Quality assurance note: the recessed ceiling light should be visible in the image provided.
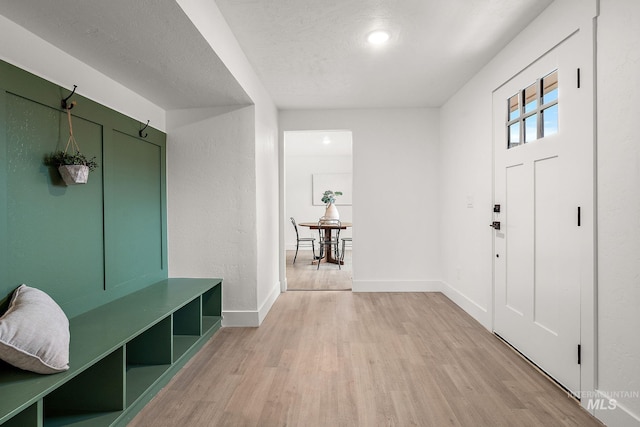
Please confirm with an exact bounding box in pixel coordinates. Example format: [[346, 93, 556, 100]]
[[322, 136, 331, 145], [367, 30, 390, 45]]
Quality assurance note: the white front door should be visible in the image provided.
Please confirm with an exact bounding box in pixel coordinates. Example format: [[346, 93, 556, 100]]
[[492, 32, 592, 394]]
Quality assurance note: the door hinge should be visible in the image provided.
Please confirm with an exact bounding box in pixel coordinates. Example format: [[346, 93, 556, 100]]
[[578, 206, 581, 227], [577, 68, 581, 88], [578, 344, 581, 365]]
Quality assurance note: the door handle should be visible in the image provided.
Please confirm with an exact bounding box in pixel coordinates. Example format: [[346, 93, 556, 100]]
[[489, 221, 501, 230]]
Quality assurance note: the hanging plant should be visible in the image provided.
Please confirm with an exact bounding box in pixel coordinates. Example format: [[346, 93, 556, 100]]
[[45, 104, 98, 185], [45, 151, 98, 185]]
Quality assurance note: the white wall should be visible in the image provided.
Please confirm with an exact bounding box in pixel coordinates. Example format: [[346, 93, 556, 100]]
[[254, 107, 280, 325], [439, 76, 494, 327], [596, 1, 640, 425], [166, 106, 257, 312], [175, 0, 280, 326], [280, 108, 441, 292], [0, 15, 165, 131]]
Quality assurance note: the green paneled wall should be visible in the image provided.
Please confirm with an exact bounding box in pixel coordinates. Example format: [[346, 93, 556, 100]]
[[0, 60, 167, 317], [105, 130, 164, 290]]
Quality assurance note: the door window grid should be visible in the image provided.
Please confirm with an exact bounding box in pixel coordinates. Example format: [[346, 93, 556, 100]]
[[507, 70, 558, 149]]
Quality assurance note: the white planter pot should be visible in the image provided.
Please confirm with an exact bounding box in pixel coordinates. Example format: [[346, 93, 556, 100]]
[[58, 165, 89, 185], [324, 203, 340, 219]]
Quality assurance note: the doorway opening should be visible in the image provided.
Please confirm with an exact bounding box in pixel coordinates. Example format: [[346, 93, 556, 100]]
[[284, 130, 353, 291]]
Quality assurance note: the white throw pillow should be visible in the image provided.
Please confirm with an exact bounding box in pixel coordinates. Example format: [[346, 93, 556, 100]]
[[0, 284, 70, 374]]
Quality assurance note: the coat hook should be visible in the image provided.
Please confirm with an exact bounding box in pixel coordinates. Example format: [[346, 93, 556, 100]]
[[61, 84, 77, 110], [139, 120, 150, 138]]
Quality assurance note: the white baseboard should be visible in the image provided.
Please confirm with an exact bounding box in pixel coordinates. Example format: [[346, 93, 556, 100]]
[[591, 390, 640, 427], [440, 280, 490, 330], [222, 281, 281, 327], [221, 310, 259, 327], [258, 281, 281, 325], [352, 280, 442, 292]]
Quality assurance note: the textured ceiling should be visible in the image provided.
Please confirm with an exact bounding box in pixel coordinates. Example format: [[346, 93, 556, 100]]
[[0, 0, 252, 110], [216, 0, 554, 109], [0, 0, 553, 111]]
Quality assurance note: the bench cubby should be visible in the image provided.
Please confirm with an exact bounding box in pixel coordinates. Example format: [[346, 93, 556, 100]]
[[173, 297, 201, 359], [45, 347, 125, 426], [0, 278, 222, 427]]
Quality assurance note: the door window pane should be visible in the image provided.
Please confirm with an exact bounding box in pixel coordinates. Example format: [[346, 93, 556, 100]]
[[524, 83, 537, 113], [542, 104, 558, 136], [543, 71, 558, 104], [509, 94, 520, 120], [525, 115, 538, 143], [508, 122, 520, 148]]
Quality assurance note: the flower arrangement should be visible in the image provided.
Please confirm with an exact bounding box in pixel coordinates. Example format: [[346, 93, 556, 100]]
[[321, 190, 343, 205]]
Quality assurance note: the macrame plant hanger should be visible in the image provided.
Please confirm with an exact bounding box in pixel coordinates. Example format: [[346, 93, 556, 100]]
[[64, 103, 81, 155], [56, 101, 91, 185]]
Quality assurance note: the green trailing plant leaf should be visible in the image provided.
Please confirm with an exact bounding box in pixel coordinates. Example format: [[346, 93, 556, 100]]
[[45, 150, 99, 171]]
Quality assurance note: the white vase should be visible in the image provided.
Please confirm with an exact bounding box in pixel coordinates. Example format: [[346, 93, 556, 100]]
[[58, 165, 89, 185], [324, 203, 340, 219]]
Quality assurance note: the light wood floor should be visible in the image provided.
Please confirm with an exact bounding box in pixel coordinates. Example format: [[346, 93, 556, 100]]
[[286, 249, 352, 291], [130, 289, 602, 426]]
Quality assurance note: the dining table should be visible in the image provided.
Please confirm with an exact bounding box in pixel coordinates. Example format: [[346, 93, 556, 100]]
[[298, 221, 352, 265]]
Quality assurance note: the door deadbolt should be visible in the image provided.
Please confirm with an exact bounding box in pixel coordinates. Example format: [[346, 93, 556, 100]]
[[490, 221, 501, 230]]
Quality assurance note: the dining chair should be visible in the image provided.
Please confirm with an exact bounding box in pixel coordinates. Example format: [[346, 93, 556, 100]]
[[290, 217, 316, 264], [340, 237, 352, 263], [317, 218, 341, 270]]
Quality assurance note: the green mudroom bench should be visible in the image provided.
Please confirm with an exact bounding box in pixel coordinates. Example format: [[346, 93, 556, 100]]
[[0, 278, 222, 426]]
